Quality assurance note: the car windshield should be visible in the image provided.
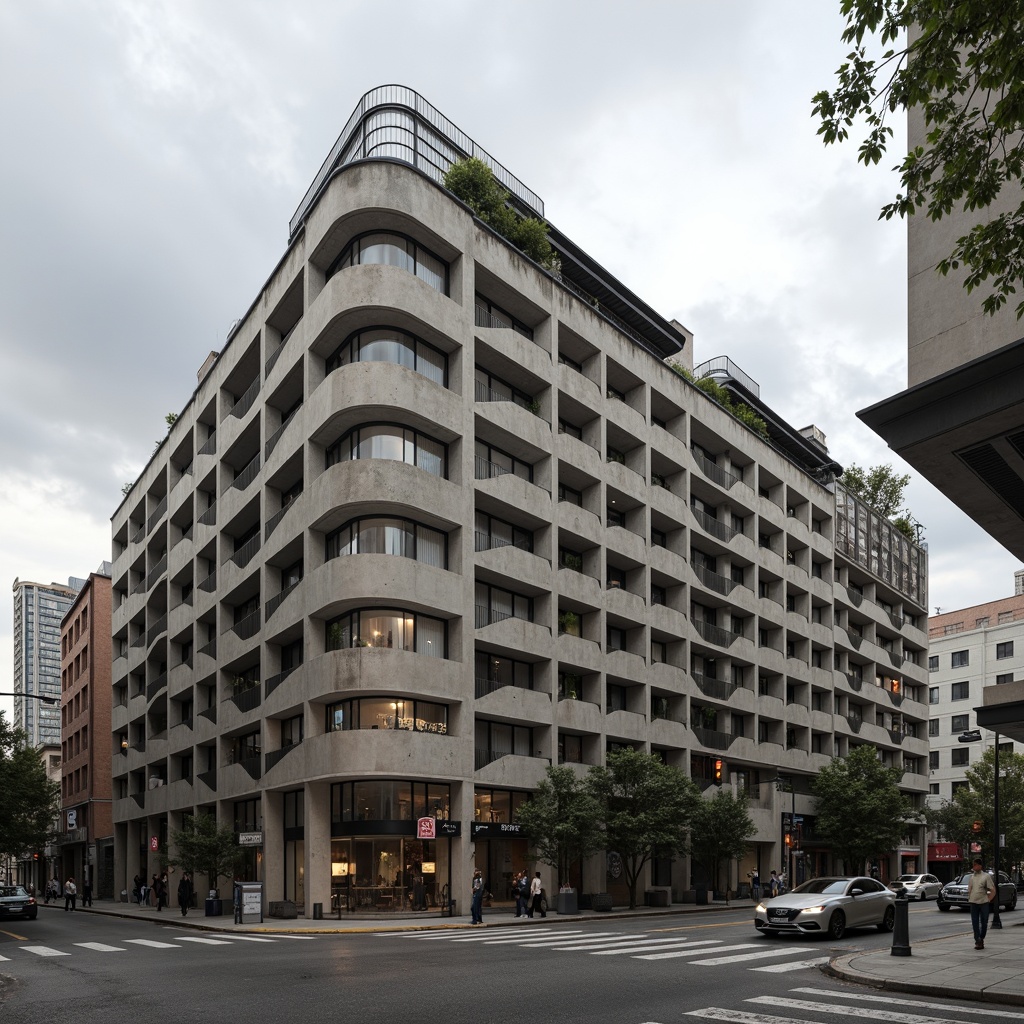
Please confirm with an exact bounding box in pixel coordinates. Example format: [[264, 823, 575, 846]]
[[950, 875, 971, 885], [896, 875, 920, 882], [791, 878, 849, 895], [0, 887, 25, 898]]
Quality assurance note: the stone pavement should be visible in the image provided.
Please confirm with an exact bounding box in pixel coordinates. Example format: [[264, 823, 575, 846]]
[[829, 916, 1024, 1006]]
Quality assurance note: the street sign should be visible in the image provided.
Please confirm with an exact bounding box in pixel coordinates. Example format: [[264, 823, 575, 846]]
[[417, 817, 436, 839], [238, 832, 264, 846]]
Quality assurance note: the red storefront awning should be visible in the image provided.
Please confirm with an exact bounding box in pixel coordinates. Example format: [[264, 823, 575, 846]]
[[928, 842, 962, 861]]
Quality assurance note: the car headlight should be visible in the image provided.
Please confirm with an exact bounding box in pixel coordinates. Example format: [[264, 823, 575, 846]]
[[801, 905, 826, 914], [755, 902, 767, 912]]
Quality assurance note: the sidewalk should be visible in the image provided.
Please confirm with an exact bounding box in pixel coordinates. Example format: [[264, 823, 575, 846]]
[[829, 917, 1024, 1006], [41, 895, 752, 934]]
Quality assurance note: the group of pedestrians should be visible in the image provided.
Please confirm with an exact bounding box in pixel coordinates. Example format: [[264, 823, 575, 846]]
[[749, 869, 786, 900], [43, 876, 91, 910], [511, 870, 546, 919], [130, 871, 194, 914]]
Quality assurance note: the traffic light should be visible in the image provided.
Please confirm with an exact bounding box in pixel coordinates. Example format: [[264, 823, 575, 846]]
[[713, 759, 723, 784], [973, 820, 984, 834], [32, 853, 39, 861], [784, 832, 792, 847]]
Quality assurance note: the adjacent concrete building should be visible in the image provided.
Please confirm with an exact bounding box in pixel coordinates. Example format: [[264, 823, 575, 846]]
[[110, 86, 930, 912], [59, 565, 114, 898]]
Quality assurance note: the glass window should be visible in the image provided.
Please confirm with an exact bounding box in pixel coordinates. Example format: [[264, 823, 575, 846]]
[[326, 609, 446, 658], [326, 425, 447, 478], [928, 686, 939, 705], [329, 232, 448, 295], [326, 329, 448, 387], [951, 714, 970, 732], [928, 720, 939, 737], [951, 650, 969, 668], [928, 655, 938, 672], [951, 748, 969, 767], [951, 681, 970, 701], [326, 516, 446, 568], [997, 641, 1014, 660]]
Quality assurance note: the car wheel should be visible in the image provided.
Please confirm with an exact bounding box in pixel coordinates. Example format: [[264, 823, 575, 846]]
[[1006, 891, 1017, 912], [878, 905, 896, 932], [937, 902, 950, 912], [918, 892, 926, 902], [828, 910, 846, 940]]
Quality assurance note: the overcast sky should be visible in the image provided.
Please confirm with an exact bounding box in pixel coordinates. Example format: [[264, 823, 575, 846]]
[[2, 1, 1020, 720]]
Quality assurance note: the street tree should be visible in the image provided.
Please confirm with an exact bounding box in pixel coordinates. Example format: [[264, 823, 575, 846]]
[[812, 745, 915, 873], [0, 712, 60, 870], [687, 788, 756, 900], [515, 765, 604, 889], [927, 746, 1024, 870], [168, 813, 242, 895], [814, 2, 1024, 318], [586, 749, 699, 909]]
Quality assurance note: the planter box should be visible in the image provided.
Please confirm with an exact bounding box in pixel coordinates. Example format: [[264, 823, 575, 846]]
[[268, 900, 297, 919], [644, 889, 670, 907], [204, 898, 223, 917], [592, 892, 613, 912]]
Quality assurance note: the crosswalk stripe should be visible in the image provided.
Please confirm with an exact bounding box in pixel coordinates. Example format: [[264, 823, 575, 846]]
[[449, 929, 558, 943], [749, 957, 831, 973], [687, 1007, 827, 1024], [0, 954, 10, 961], [265, 934, 317, 940], [174, 937, 234, 945], [592, 939, 725, 956], [485, 931, 596, 945], [203, 934, 277, 942], [124, 939, 181, 949], [787, 988, 1024, 1017], [689, 947, 815, 967], [749, 996, 966, 1024], [638, 942, 763, 961], [74, 942, 126, 952], [21, 946, 69, 957]]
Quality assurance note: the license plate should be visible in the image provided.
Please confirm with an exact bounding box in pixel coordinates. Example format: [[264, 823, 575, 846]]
[[6, 905, 23, 912]]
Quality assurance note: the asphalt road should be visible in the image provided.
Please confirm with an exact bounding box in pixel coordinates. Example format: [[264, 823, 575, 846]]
[[0, 902, 1007, 1024]]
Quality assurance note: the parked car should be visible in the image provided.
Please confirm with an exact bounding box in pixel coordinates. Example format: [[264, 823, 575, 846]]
[[754, 876, 895, 940], [888, 873, 942, 901], [937, 870, 1017, 912], [0, 885, 38, 920]]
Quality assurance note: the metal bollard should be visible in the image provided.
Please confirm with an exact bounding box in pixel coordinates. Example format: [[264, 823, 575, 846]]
[[890, 896, 911, 957]]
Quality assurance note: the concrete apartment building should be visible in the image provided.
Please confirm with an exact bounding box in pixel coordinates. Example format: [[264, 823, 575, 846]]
[[110, 86, 929, 912], [926, 573, 1024, 799], [59, 566, 114, 898]]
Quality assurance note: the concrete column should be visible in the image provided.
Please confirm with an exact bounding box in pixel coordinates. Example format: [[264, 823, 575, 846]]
[[263, 790, 284, 902], [304, 780, 331, 915]]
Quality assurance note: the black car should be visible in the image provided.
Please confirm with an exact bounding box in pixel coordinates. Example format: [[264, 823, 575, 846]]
[[0, 885, 38, 920], [937, 871, 1017, 912]]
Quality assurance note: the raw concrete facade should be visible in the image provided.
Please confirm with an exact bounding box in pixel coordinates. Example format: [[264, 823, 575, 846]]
[[111, 87, 929, 913]]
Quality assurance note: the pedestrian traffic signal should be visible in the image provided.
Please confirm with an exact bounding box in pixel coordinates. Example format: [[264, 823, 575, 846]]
[[714, 759, 723, 784]]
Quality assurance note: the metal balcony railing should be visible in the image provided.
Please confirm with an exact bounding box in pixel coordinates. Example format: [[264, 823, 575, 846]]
[[265, 744, 299, 773], [198, 569, 217, 593], [232, 454, 261, 492], [230, 533, 261, 569], [691, 507, 741, 544], [198, 430, 217, 457], [474, 676, 534, 698], [198, 638, 217, 660], [198, 502, 216, 527], [146, 673, 167, 700], [692, 619, 742, 648], [146, 495, 168, 535], [265, 582, 299, 621], [693, 563, 736, 596], [229, 685, 262, 713], [475, 747, 512, 770], [198, 705, 217, 724], [144, 555, 167, 592], [197, 768, 217, 789], [147, 615, 167, 645], [264, 666, 297, 700], [691, 673, 737, 701], [230, 377, 260, 419], [692, 726, 734, 750], [230, 611, 261, 641], [265, 498, 298, 540], [690, 447, 741, 490]]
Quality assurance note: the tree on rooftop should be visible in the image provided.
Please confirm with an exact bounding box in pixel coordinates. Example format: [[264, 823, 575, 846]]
[[813, 1, 1024, 318], [841, 462, 920, 539]]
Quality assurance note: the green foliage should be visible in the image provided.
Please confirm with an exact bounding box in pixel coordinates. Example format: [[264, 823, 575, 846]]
[[165, 412, 178, 430], [586, 748, 700, 908], [121, 482, 132, 497], [169, 813, 242, 892], [667, 362, 770, 440], [926, 747, 1024, 870], [813, 1, 1024, 318], [687, 789, 757, 896], [516, 765, 604, 887], [444, 157, 557, 269], [0, 712, 61, 862], [812, 745, 916, 873]]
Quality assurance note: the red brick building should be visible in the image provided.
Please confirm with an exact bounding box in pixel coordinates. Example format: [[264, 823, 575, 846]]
[[60, 567, 113, 898]]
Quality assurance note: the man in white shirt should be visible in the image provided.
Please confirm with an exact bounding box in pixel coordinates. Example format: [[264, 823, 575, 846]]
[[528, 872, 546, 918]]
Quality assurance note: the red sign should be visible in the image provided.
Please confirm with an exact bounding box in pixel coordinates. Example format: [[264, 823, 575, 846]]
[[417, 817, 436, 840], [150, 836, 159, 852], [928, 842, 961, 861]]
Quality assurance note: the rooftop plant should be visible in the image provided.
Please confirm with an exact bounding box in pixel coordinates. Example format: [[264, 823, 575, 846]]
[[668, 363, 770, 441]]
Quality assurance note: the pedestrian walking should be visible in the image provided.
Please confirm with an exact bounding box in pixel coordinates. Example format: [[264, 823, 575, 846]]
[[152, 874, 166, 911], [750, 869, 760, 901], [529, 871, 546, 918], [64, 877, 77, 912], [768, 870, 779, 898], [470, 869, 484, 924], [46, 876, 59, 904], [177, 872, 195, 917], [968, 857, 996, 950], [82, 877, 93, 907]]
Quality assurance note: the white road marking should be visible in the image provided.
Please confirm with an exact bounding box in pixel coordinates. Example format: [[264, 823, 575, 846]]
[[485, 930, 595, 945], [749, 996, 969, 1024], [203, 934, 277, 942], [0, 954, 10, 961], [638, 942, 764, 961], [124, 939, 181, 948], [689, 947, 815, 966], [749, 957, 831, 972], [74, 942, 127, 952], [174, 936, 234, 945], [448, 929, 558, 942], [787, 988, 1024, 1017], [592, 939, 725, 956], [686, 1007, 829, 1024], [21, 946, 70, 957]]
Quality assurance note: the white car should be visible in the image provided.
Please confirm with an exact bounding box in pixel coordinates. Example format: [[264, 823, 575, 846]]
[[754, 876, 895, 940], [888, 873, 942, 901]]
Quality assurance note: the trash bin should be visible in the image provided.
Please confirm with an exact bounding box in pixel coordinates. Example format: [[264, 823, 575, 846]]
[[556, 889, 578, 915], [695, 888, 708, 906], [313, 903, 323, 920], [204, 898, 223, 917]]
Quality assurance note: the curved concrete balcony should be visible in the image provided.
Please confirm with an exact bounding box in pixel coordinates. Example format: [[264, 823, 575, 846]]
[[557, 360, 602, 410], [555, 432, 603, 479], [308, 358, 462, 450], [474, 543, 551, 592], [604, 525, 646, 565], [474, 469, 551, 523], [475, 685, 552, 725], [310, 459, 461, 541], [649, 480, 685, 520], [649, 716, 691, 748], [555, 502, 604, 547], [648, 603, 687, 640], [605, 708, 647, 742], [475, 615, 551, 661], [265, 314, 306, 392], [604, 398, 647, 443], [474, 752, 551, 790], [649, 662, 687, 694], [556, 697, 604, 733], [605, 649, 647, 682], [555, 567, 602, 608], [605, 586, 646, 624], [604, 460, 648, 505], [475, 325, 552, 382]]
